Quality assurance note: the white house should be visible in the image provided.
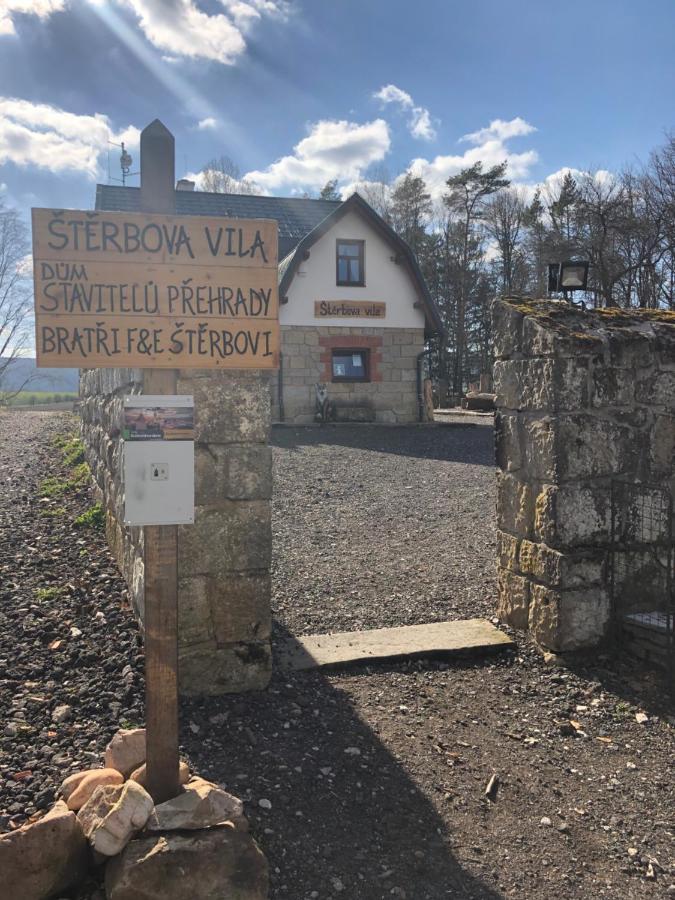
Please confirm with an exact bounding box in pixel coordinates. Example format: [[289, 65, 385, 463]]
[[95, 185, 442, 423]]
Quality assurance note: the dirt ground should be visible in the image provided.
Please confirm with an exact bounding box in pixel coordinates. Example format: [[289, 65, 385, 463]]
[[1, 411, 674, 899]]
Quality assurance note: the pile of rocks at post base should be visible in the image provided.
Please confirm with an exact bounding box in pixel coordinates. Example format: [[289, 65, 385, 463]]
[[0, 727, 268, 899]]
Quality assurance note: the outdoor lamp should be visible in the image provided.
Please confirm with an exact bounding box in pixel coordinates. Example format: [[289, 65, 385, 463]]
[[559, 260, 589, 291], [547, 260, 590, 295]]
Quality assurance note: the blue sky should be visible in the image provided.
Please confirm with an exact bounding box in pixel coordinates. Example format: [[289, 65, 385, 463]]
[[1, 0, 674, 222]]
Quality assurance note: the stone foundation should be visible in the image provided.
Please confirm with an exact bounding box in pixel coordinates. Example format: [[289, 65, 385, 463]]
[[80, 368, 273, 694], [271, 325, 424, 424], [492, 298, 675, 652]]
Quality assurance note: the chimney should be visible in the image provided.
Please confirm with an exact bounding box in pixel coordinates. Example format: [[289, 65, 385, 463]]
[[176, 179, 195, 192]]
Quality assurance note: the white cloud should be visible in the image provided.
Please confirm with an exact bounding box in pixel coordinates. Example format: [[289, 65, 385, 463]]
[[0, 0, 65, 35], [374, 83, 437, 141], [407, 116, 538, 199], [1, 0, 290, 67], [409, 107, 435, 141], [197, 116, 217, 130], [374, 84, 413, 107], [16, 252, 33, 276], [244, 118, 391, 193], [460, 117, 536, 145], [0, 97, 139, 177], [114, 0, 289, 66]]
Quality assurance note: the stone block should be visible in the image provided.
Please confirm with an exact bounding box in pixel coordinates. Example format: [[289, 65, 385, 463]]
[[561, 553, 606, 588], [178, 577, 217, 649], [518, 539, 562, 586], [491, 299, 524, 359], [554, 483, 612, 548], [522, 317, 602, 358], [208, 572, 272, 644], [0, 800, 88, 900], [494, 358, 587, 412], [591, 365, 635, 408], [179, 502, 271, 575], [496, 530, 520, 570], [195, 445, 272, 504], [147, 777, 246, 832], [497, 567, 530, 629], [522, 417, 557, 481], [652, 322, 675, 366], [494, 359, 554, 411], [528, 584, 610, 652], [556, 415, 634, 479], [651, 413, 675, 476], [636, 370, 675, 407], [608, 330, 654, 369], [78, 781, 154, 857], [105, 829, 268, 900], [178, 372, 271, 444], [104, 728, 147, 778], [179, 641, 272, 695], [496, 472, 537, 539]]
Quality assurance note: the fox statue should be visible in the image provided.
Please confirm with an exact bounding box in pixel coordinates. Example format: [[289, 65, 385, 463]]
[[314, 382, 334, 424]]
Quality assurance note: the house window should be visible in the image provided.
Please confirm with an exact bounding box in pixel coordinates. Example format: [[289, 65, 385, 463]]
[[336, 239, 365, 286], [331, 349, 370, 382]]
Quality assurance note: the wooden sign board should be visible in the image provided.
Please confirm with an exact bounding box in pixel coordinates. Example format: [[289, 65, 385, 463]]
[[32, 208, 280, 369], [315, 300, 386, 319]]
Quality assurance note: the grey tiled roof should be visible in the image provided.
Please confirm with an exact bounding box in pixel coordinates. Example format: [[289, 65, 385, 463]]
[[94, 185, 340, 258]]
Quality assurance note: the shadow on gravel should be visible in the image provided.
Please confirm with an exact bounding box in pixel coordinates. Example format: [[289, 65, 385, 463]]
[[271, 423, 496, 467], [553, 652, 675, 719], [180, 622, 503, 900]]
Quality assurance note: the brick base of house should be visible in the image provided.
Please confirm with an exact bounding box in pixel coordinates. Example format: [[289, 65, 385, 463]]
[[271, 325, 425, 424]]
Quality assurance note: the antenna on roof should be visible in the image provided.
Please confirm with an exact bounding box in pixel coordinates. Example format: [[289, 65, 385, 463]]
[[108, 140, 139, 185]]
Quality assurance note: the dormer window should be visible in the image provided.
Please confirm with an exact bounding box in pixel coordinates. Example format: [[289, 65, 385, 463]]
[[336, 239, 365, 287]]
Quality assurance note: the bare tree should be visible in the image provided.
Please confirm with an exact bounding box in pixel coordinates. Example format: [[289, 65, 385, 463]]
[[484, 187, 528, 294], [351, 164, 392, 221], [0, 202, 32, 403], [200, 155, 260, 195]]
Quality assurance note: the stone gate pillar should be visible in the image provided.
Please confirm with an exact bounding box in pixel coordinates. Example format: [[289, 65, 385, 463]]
[[492, 298, 675, 652]]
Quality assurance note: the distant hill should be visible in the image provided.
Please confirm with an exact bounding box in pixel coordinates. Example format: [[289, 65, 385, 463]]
[[1, 358, 79, 393]]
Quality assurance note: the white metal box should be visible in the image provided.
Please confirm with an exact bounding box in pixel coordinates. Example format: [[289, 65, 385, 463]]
[[122, 395, 195, 526]]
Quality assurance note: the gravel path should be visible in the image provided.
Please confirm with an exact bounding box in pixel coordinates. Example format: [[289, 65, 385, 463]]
[[271, 421, 496, 637], [0, 411, 145, 834], [2, 412, 674, 900]]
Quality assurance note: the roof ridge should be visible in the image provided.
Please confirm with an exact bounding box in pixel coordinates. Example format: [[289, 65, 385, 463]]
[[96, 184, 341, 204]]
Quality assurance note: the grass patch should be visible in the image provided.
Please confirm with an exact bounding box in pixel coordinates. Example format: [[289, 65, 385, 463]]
[[7, 391, 77, 407], [39, 462, 90, 498], [35, 586, 62, 602], [40, 475, 71, 498], [40, 506, 67, 518], [62, 437, 85, 467], [74, 501, 104, 529], [70, 461, 91, 485]]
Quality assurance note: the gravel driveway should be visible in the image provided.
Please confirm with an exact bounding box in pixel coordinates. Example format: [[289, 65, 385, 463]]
[[2, 411, 674, 900], [271, 420, 497, 638]]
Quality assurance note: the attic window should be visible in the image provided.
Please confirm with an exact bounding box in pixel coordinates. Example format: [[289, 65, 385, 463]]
[[336, 239, 365, 287]]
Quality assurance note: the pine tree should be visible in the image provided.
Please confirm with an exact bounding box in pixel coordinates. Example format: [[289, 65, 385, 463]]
[[444, 162, 510, 393]]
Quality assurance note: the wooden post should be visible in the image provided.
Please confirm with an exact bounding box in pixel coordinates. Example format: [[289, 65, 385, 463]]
[[140, 120, 180, 803]]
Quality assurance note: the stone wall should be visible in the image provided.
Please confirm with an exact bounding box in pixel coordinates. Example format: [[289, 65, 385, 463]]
[[271, 325, 424, 424], [492, 298, 675, 652], [80, 368, 273, 695]]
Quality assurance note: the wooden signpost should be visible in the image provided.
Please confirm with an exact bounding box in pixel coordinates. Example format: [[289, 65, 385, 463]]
[[32, 210, 279, 370], [31, 119, 279, 803]]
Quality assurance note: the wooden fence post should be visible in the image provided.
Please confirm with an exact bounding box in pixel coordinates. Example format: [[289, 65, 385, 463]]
[[140, 119, 180, 803]]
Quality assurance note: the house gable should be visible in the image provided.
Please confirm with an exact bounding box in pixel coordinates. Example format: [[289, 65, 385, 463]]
[[278, 193, 442, 337], [280, 208, 426, 330]]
